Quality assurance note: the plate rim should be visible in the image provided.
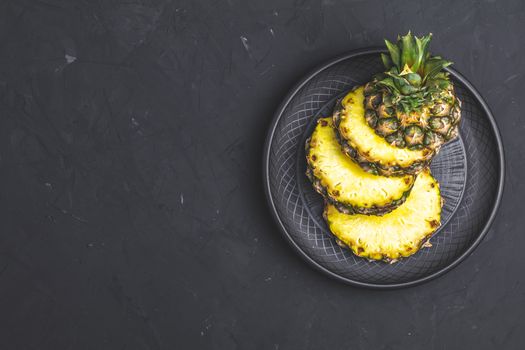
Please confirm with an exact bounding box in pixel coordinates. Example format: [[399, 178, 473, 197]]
[[262, 47, 505, 289]]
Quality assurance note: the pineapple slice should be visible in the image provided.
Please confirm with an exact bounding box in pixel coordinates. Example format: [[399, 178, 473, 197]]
[[334, 87, 434, 176], [324, 169, 442, 261], [306, 118, 414, 215]]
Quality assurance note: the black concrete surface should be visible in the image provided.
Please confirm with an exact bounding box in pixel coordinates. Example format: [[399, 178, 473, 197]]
[[0, 0, 521, 349]]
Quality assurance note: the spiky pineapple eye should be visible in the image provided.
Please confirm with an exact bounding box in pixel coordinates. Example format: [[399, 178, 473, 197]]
[[428, 117, 441, 129], [385, 131, 406, 148], [376, 118, 399, 136], [404, 125, 425, 146], [423, 131, 444, 148], [366, 94, 382, 109], [364, 82, 377, 96], [424, 131, 443, 145], [378, 104, 394, 118], [365, 109, 378, 128], [447, 127, 459, 140], [382, 94, 393, 106], [429, 116, 452, 135], [432, 102, 451, 116]]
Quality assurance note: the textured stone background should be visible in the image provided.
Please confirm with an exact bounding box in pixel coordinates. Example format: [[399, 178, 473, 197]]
[[0, 0, 521, 349]]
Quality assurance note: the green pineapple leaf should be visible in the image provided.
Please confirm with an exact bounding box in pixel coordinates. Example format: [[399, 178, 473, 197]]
[[413, 33, 432, 73], [400, 32, 417, 69], [405, 72, 422, 87], [378, 32, 454, 116], [384, 71, 414, 93], [423, 57, 452, 81], [376, 76, 398, 91], [385, 39, 401, 69], [381, 53, 393, 70]]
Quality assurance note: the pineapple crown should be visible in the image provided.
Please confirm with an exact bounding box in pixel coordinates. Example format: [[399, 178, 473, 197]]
[[376, 32, 453, 112]]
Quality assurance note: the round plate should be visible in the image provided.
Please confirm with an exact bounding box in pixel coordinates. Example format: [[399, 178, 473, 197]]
[[263, 48, 505, 289]]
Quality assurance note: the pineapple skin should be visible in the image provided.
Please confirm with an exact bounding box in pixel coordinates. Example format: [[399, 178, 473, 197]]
[[305, 118, 415, 215], [363, 81, 461, 151], [368, 32, 462, 151], [334, 87, 434, 177]]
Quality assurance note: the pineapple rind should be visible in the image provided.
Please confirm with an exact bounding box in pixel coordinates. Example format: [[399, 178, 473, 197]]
[[334, 87, 434, 176], [369, 32, 461, 150]]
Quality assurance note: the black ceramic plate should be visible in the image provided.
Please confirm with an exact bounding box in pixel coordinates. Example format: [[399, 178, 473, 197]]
[[263, 48, 504, 289]]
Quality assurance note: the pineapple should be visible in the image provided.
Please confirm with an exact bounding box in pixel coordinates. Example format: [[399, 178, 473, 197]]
[[364, 32, 461, 151], [306, 118, 414, 215], [334, 87, 433, 176], [324, 169, 442, 261]]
